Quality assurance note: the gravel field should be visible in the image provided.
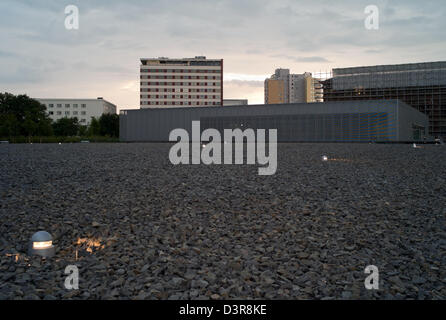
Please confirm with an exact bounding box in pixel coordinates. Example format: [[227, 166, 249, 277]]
[[0, 143, 445, 300]]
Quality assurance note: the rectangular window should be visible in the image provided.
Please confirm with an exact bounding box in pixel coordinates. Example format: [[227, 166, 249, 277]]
[[56, 111, 61, 115], [57, 104, 62, 108], [73, 104, 78, 108], [65, 111, 70, 115], [81, 111, 86, 115], [81, 104, 86, 108], [73, 111, 78, 115], [49, 104, 54, 108], [65, 104, 70, 108]]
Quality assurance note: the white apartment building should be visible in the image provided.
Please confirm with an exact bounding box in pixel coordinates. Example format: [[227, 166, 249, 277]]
[[140, 56, 223, 108], [37, 98, 117, 125]]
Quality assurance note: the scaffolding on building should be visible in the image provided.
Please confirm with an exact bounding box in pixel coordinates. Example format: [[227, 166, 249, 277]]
[[322, 61, 446, 138]]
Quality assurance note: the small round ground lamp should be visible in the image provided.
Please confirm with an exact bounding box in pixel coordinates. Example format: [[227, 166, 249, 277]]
[[322, 155, 328, 161], [28, 231, 55, 258]]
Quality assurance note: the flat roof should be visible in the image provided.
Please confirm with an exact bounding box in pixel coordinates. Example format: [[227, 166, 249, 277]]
[[141, 57, 222, 62], [36, 98, 116, 106], [123, 99, 403, 113], [334, 61, 446, 75]]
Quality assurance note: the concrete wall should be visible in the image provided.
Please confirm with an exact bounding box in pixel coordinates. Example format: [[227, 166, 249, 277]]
[[397, 100, 430, 141], [120, 100, 429, 142]]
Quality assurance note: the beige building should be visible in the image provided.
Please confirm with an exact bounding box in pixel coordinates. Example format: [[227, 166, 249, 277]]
[[265, 79, 285, 104], [140, 56, 223, 108], [265, 69, 323, 104], [305, 76, 324, 103]]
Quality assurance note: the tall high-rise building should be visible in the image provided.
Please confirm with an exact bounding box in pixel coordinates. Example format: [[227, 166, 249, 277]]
[[264, 68, 289, 104], [265, 69, 323, 104], [322, 61, 446, 138], [140, 56, 223, 108]]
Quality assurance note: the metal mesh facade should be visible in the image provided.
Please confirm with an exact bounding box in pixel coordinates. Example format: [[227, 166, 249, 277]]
[[120, 100, 428, 142], [201, 113, 395, 142]]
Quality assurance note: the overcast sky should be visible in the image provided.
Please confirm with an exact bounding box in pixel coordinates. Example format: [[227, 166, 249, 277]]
[[1, 0, 445, 110]]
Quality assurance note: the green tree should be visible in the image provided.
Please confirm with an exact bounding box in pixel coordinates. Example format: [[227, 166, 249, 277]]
[[52, 117, 79, 136], [78, 125, 87, 136], [0, 92, 53, 137], [87, 117, 101, 136], [0, 113, 20, 137], [37, 117, 53, 136], [99, 113, 119, 137]]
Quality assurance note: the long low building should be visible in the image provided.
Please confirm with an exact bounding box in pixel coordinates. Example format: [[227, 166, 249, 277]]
[[37, 97, 117, 125], [119, 100, 429, 142]]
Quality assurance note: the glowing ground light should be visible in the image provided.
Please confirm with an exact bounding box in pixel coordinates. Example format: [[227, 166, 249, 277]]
[[322, 155, 328, 161], [28, 231, 55, 258], [33, 241, 52, 249]]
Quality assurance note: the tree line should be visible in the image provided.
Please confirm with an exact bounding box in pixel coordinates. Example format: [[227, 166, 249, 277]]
[[0, 92, 119, 139]]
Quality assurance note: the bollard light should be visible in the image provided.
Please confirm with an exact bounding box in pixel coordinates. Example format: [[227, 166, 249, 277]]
[[322, 155, 328, 161], [28, 231, 55, 258]]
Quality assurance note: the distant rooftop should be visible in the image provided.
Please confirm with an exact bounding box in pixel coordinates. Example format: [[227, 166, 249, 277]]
[[334, 61, 446, 76], [331, 61, 446, 90], [36, 97, 116, 105], [141, 56, 222, 66], [141, 56, 221, 62]]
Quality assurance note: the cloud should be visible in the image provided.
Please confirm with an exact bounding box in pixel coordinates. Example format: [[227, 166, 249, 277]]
[[0, 0, 445, 109], [0, 50, 15, 58], [224, 80, 264, 87], [271, 55, 331, 63]]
